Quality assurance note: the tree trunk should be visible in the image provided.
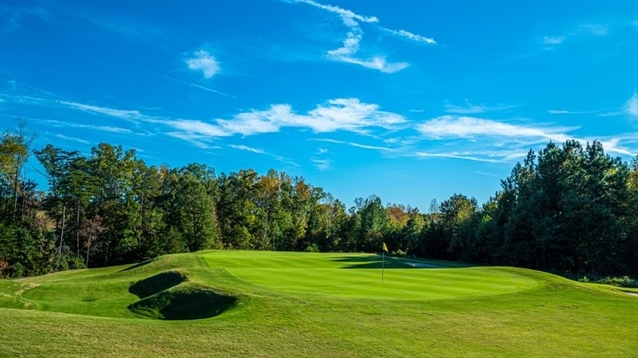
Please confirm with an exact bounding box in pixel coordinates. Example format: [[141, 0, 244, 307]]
[[76, 204, 80, 257], [262, 210, 269, 251], [12, 173, 18, 220], [59, 205, 66, 252], [86, 238, 91, 267], [20, 189, 26, 222]]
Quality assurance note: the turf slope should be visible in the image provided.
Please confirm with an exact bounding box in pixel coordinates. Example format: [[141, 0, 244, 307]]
[[0, 251, 636, 357]]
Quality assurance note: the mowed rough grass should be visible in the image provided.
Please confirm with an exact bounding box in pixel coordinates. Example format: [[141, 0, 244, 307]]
[[0, 251, 636, 357]]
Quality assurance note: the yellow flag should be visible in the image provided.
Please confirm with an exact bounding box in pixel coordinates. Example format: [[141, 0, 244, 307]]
[[383, 242, 388, 253]]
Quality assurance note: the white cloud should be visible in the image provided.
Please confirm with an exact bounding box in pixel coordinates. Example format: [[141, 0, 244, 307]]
[[334, 55, 409, 73], [58, 100, 147, 122], [314, 138, 394, 151], [311, 158, 332, 171], [54, 134, 90, 145], [327, 29, 361, 57], [445, 100, 515, 114], [228, 144, 265, 154], [413, 152, 503, 163], [381, 28, 436, 44], [599, 92, 638, 118], [4, 93, 405, 147], [579, 23, 608, 36], [548, 109, 597, 115], [165, 132, 212, 149], [474, 171, 501, 178], [186, 50, 220, 79], [44, 119, 132, 134], [543, 36, 565, 45], [292, 0, 378, 25], [147, 71, 234, 98], [187, 98, 405, 138], [413, 115, 636, 163], [416, 116, 572, 142], [599, 138, 634, 156], [228, 144, 300, 166], [325, 28, 408, 72], [166, 119, 231, 137], [625, 92, 638, 117], [541, 23, 608, 48], [289, 0, 433, 73]]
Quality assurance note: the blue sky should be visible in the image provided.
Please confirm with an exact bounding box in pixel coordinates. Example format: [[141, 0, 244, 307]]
[[1, 0, 637, 210]]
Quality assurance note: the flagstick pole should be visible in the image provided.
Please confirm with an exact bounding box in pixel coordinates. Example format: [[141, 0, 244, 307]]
[[382, 250, 385, 283]]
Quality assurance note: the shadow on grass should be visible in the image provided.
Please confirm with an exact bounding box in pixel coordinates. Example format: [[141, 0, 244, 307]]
[[120, 258, 155, 272], [128, 284, 237, 320], [129, 271, 188, 299], [332, 255, 471, 269]]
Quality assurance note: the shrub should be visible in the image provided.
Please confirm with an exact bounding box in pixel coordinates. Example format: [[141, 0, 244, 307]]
[[304, 243, 320, 253]]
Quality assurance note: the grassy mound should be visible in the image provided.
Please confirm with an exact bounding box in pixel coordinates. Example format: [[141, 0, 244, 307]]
[[128, 283, 237, 320], [128, 270, 188, 298]]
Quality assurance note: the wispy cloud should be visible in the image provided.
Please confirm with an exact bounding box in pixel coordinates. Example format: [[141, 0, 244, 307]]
[[445, 100, 515, 114], [541, 22, 609, 48], [311, 158, 332, 171], [75, 12, 166, 42], [59, 100, 147, 122], [165, 119, 230, 137], [228, 144, 299, 166], [380, 28, 436, 45], [1, 4, 50, 34], [192, 98, 406, 138], [186, 50, 220, 79], [0, 93, 156, 124], [322, 15, 408, 73], [597, 138, 635, 156], [165, 132, 212, 149], [413, 152, 504, 163], [548, 109, 598, 115], [54, 134, 90, 145], [414, 115, 635, 163], [228, 144, 265, 154], [147, 71, 235, 98], [43, 119, 132, 134], [599, 92, 638, 118], [474, 171, 501, 178], [292, 0, 378, 25], [314, 138, 394, 151], [579, 23, 608, 36], [625, 92, 638, 117], [2, 92, 405, 147], [413, 116, 577, 163], [543, 36, 565, 45], [417, 116, 573, 142], [288, 0, 434, 73]]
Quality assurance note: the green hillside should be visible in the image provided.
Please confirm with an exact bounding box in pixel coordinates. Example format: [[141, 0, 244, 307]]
[[0, 251, 636, 357]]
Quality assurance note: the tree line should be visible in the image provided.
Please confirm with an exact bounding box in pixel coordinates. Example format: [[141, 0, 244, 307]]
[[1, 122, 636, 278]]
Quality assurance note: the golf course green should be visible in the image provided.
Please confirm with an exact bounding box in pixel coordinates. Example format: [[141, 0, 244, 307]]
[[0, 251, 636, 357]]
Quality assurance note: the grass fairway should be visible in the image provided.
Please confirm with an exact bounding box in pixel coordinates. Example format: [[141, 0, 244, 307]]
[[0, 251, 636, 357]]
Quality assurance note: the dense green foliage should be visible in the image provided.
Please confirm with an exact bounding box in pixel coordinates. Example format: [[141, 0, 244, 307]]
[[1, 121, 636, 278], [0, 251, 636, 357]]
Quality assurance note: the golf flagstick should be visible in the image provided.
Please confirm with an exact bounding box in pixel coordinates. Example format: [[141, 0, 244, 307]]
[[382, 242, 388, 283]]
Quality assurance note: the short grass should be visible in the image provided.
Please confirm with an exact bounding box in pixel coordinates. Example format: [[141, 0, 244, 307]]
[[0, 251, 636, 357]]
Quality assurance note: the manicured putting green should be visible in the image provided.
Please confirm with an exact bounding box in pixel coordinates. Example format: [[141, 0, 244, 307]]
[[204, 251, 541, 299]]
